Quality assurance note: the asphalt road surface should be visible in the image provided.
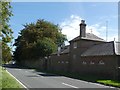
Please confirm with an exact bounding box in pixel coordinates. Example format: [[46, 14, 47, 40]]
[[5, 64, 118, 89]]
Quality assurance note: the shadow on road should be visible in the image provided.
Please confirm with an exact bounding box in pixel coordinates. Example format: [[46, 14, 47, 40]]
[[27, 75, 39, 77], [3, 64, 62, 77], [38, 73, 61, 77]]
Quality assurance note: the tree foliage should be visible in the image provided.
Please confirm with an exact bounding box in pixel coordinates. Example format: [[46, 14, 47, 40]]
[[34, 38, 57, 58], [0, 1, 13, 43], [0, 1, 13, 64], [2, 42, 12, 63], [14, 19, 67, 62]]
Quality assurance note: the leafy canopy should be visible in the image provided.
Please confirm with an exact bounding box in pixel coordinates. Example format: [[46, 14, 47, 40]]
[[14, 19, 67, 62], [0, 1, 13, 64]]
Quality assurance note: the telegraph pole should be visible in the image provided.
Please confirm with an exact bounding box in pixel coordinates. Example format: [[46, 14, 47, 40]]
[[106, 21, 108, 41]]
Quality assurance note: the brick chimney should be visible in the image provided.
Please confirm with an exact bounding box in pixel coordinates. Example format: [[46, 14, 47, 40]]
[[79, 20, 86, 37]]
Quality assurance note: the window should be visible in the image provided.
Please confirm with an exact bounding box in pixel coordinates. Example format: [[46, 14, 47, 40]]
[[90, 61, 95, 65], [99, 60, 105, 65], [73, 55, 76, 59], [73, 42, 77, 49], [82, 61, 87, 65], [66, 61, 69, 64]]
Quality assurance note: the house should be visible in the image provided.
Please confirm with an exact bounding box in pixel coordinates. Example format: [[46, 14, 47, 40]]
[[48, 20, 120, 80]]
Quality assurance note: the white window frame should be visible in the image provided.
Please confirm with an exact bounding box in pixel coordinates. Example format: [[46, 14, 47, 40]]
[[73, 55, 76, 59], [99, 60, 105, 65], [90, 61, 95, 65], [66, 61, 69, 64], [82, 61, 87, 65], [73, 42, 77, 49]]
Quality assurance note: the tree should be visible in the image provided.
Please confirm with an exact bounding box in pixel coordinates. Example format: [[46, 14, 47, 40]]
[[14, 19, 67, 63], [33, 38, 57, 58], [2, 42, 12, 63], [0, 1, 13, 64], [0, 1, 13, 43]]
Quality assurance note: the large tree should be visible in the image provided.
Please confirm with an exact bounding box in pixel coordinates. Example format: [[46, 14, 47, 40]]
[[0, 1, 13, 64], [14, 19, 67, 63]]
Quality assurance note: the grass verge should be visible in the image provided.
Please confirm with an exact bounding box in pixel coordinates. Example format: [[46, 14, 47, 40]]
[[97, 80, 120, 87], [1, 66, 24, 89], [0, 66, 2, 90]]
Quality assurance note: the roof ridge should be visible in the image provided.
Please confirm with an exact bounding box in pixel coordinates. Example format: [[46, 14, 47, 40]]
[[70, 33, 105, 42]]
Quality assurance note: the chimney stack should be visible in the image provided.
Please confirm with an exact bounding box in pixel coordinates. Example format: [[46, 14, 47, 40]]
[[79, 20, 86, 37]]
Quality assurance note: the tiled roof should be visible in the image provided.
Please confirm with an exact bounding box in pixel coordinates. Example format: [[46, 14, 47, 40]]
[[70, 33, 105, 42], [81, 41, 115, 56], [52, 45, 70, 55], [83, 33, 105, 41], [61, 46, 70, 54]]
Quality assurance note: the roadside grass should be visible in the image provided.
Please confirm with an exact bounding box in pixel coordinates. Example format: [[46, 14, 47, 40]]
[[62, 72, 120, 88], [0, 66, 2, 89], [36, 69, 120, 88], [97, 80, 120, 87], [1, 66, 24, 89]]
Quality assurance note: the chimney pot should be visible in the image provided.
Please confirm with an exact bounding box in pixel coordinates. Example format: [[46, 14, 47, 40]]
[[81, 20, 85, 24]]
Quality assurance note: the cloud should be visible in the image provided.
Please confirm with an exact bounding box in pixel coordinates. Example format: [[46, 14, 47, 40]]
[[60, 15, 101, 41], [60, 15, 82, 41], [60, 15, 118, 44], [86, 24, 101, 36]]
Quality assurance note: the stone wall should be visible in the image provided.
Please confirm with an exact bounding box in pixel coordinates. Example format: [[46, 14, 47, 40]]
[[71, 55, 117, 79], [48, 53, 70, 72], [19, 54, 119, 79]]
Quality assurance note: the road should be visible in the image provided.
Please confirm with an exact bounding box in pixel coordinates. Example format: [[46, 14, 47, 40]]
[[5, 64, 117, 89]]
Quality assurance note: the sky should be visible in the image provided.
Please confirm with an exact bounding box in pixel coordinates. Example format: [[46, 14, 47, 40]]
[[10, 2, 118, 47]]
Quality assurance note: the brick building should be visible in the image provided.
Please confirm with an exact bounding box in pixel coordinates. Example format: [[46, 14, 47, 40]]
[[48, 20, 120, 79]]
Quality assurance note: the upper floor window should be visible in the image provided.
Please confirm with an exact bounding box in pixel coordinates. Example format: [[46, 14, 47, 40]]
[[73, 42, 77, 49]]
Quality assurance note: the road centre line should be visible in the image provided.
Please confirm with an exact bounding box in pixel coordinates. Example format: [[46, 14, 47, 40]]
[[17, 69, 22, 70], [62, 82, 79, 88]]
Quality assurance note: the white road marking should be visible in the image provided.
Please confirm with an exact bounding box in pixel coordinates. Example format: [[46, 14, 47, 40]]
[[17, 69, 22, 70], [91, 83, 115, 88], [62, 82, 79, 88], [6, 70, 29, 90]]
